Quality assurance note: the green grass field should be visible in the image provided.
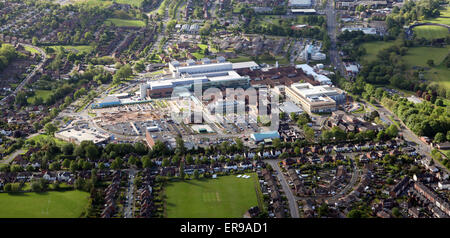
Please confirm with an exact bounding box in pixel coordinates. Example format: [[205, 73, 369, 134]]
[[24, 45, 40, 55], [71, 0, 144, 7], [413, 25, 449, 40], [420, 6, 450, 25], [229, 55, 252, 63], [27, 89, 53, 104], [48, 45, 93, 54], [361, 41, 450, 90], [105, 18, 146, 27], [165, 173, 259, 218], [26, 134, 69, 147], [361, 41, 396, 63], [403, 46, 450, 90], [0, 190, 89, 218]]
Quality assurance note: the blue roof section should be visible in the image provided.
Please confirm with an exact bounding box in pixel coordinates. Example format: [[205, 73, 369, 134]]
[[251, 131, 280, 142]]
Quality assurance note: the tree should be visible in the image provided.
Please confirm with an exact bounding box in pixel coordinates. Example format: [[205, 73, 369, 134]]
[[186, 154, 194, 165], [3, 183, 12, 192], [176, 136, 186, 155], [14, 91, 27, 108], [434, 132, 445, 143], [392, 207, 401, 218], [179, 162, 185, 180], [44, 122, 58, 135], [303, 125, 315, 143], [134, 61, 145, 73], [32, 37, 39, 46], [111, 157, 123, 170], [194, 169, 200, 179], [62, 143, 74, 155], [318, 203, 329, 217], [142, 156, 152, 168], [347, 209, 363, 218], [272, 138, 282, 149], [386, 124, 399, 138], [85, 145, 100, 160], [113, 64, 132, 83]]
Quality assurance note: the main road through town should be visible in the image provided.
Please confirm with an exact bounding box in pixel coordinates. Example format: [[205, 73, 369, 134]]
[[325, 0, 346, 78]]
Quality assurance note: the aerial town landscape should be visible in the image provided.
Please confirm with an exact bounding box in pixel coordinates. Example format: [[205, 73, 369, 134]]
[[0, 0, 449, 220]]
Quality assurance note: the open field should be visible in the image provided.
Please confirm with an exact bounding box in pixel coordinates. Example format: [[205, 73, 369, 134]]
[[228, 55, 253, 63], [26, 134, 69, 147], [165, 173, 259, 218], [105, 18, 146, 27], [0, 190, 89, 218], [420, 6, 450, 25], [362, 42, 450, 90], [24, 45, 41, 55], [27, 89, 53, 104], [48, 45, 93, 54], [413, 25, 449, 40], [70, 0, 144, 7], [403, 46, 450, 90], [361, 41, 396, 63]]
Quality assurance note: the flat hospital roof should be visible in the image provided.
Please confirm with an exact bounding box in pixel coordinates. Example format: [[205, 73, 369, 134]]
[[232, 61, 259, 70]]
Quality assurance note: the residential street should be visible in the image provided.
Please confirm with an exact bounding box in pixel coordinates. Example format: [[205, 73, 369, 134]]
[[0, 149, 25, 165], [0, 43, 47, 105], [124, 169, 136, 218], [364, 101, 450, 174], [266, 159, 300, 218]]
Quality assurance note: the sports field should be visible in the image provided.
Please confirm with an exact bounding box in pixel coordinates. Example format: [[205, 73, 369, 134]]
[[165, 173, 260, 218], [413, 25, 449, 40], [0, 190, 90, 218]]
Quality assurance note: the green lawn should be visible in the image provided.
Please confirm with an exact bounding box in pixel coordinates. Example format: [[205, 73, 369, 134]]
[[71, 0, 144, 7], [27, 89, 53, 104], [362, 42, 450, 90], [24, 45, 40, 55], [26, 134, 69, 147], [413, 25, 449, 40], [402, 46, 450, 90], [48, 45, 93, 54], [229, 55, 253, 63], [361, 41, 396, 63], [105, 18, 146, 27], [420, 6, 450, 25], [165, 173, 259, 218], [0, 190, 90, 218]]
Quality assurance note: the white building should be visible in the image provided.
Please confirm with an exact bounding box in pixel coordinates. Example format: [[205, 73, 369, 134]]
[[289, 0, 312, 8], [341, 27, 377, 35], [296, 64, 332, 85], [285, 83, 346, 113]]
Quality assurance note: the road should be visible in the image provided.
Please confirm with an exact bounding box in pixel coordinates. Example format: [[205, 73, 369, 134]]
[[325, 0, 346, 77], [364, 101, 450, 174], [147, 5, 169, 54], [124, 169, 136, 218], [0, 43, 47, 105], [325, 156, 360, 204], [266, 159, 300, 218], [0, 149, 25, 165]]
